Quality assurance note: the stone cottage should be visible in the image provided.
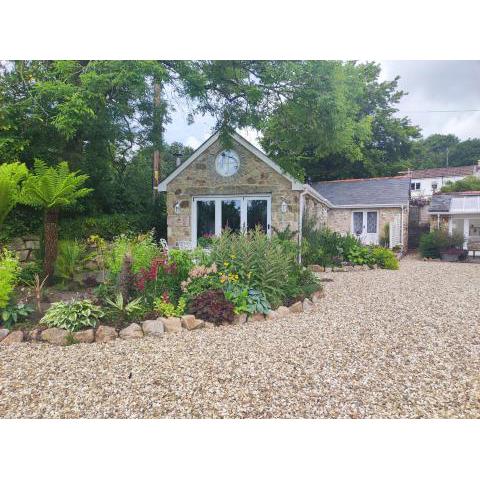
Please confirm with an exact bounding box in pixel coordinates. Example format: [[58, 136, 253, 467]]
[[157, 131, 409, 250]]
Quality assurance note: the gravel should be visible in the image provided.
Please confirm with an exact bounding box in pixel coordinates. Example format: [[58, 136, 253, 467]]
[[1, 256, 479, 418]]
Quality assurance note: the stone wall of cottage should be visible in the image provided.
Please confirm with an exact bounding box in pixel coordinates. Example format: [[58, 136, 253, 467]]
[[304, 194, 328, 229], [166, 138, 302, 246], [327, 207, 409, 250]]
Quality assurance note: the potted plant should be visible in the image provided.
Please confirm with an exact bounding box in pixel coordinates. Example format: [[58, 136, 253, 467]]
[[440, 247, 468, 262]]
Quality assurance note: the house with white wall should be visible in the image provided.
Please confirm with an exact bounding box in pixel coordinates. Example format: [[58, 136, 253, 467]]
[[408, 164, 479, 198]]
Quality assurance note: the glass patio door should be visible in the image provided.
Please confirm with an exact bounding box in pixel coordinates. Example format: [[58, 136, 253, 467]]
[[352, 210, 378, 244], [193, 195, 271, 246]]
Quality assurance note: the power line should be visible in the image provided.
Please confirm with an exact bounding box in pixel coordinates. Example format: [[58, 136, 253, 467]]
[[401, 109, 480, 113]]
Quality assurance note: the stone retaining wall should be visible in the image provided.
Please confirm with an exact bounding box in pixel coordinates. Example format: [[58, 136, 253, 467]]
[[8, 235, 40, 262]]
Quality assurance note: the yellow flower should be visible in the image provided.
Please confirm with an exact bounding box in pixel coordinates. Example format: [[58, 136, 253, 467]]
[[223, 261, 229, 267]]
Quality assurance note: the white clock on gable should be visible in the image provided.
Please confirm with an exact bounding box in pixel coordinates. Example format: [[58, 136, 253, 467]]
[[215, 149, 239, 177]]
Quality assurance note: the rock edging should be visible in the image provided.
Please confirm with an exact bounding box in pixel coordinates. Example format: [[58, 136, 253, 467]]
[[0, 289, 325, 347]]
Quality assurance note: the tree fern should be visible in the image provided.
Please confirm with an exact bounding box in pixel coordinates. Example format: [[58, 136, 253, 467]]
[[0, 162, 28, 228]]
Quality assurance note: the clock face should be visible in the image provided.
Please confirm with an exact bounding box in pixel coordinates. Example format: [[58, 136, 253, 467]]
[[215, 150, 240, 177]]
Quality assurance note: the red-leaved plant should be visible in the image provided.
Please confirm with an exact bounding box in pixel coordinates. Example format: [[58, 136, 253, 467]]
[[188, 289, 234, 325]]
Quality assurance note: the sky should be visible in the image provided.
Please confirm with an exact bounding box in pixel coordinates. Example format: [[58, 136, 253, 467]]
[[164, 61, 480, 150]]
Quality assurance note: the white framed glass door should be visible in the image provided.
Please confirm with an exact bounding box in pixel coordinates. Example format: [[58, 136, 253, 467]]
[[351, 210, 378, 244], [192, 195, 271, 246]]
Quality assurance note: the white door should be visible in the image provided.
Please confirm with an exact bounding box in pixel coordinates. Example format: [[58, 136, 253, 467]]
[[192, 195, 271, 247], [352, 210, 378, 244]]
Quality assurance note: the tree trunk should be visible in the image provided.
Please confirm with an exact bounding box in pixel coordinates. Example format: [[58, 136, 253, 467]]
[[44, 208, 59, 285]]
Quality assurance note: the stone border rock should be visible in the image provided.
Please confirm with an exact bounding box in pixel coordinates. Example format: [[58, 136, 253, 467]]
[[0, 289, 326, 347], [309, 264, 378, 273]]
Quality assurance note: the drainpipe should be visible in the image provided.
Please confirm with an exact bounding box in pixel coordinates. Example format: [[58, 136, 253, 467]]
[[400, 205, 404, 251], [298, 191, 307, 264], [437, 213, 440, 229]]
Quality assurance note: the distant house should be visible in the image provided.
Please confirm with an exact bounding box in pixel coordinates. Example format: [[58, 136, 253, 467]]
[[158, 131, 410, 251], [429, 191, 480, 252], [408, 164, 479, 198], [312, 177, 410, 248]]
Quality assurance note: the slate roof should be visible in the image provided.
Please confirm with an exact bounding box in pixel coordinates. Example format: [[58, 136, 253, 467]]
[[409, 165, 475, 179], [429, 195, 452, 212], [311, 176, 410, 207]]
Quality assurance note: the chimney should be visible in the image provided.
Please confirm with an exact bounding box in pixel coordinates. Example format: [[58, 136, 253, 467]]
[[176, 154, 183, 167]]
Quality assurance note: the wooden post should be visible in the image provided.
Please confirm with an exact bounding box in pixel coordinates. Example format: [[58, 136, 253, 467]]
[[153, 81, 162, 194]]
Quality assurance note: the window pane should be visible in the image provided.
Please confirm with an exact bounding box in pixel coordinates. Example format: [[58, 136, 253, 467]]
[[197, 200, 215, 241], [247, 199, 268, 232], [353, 212, 363, 234], [469, 219, 480, 238], [367, 212, 377, 233], [221, 199, 241, 233]]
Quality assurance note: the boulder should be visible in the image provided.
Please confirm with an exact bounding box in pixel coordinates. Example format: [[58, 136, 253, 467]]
[[162, 317, 183, 333], [26, 328, 41, 342], [324, 267, 332, 273], [371, 264, 378, 270], [249, 313, 265, 322], [311, 290, 324, 304], [1, 330, 23, 345], [0, 328, 9, 342], [302, 298, 315, 313], [95, 325, 118, 343], [289, 301, 303, 314], [119, 323, 144, 340], [308, 264, 324, 272], [142, 319, 165, 336], [73, 329, 95, 343], [203, 321, 216, 329], [333, 266, 345, 272], [232, 313, 248, 325], [41, 328, 69, 346], [344, 265, 354, 272], [275, 306, 290, 318], [181, 315, 205, 330], [266, 310, 278, 321]]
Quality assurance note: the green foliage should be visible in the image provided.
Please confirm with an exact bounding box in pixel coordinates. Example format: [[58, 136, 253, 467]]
[[419, 230, 464, 258], [345, 244, 373, 266], [153, 295, 186, 317], [104, 293, 144, 323], [0, 248, 19, 309], [18, 261, 43, 286], [1, 302, 34, 329], [371, 247, 399, 270], [441, 176, 480, 193], [302, 222, 345, 267], [210, 229, 293, 308], [0, 162, 28, 228], [41, 299, 104, 332], [105, 232, 162, 277], [58, 213, 161, 241], [379, 223, 390, 247], [18, 159, 92, 210], [54, 240, 94, 284]]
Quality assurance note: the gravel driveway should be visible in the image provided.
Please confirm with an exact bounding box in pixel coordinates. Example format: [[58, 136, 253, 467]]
[[1, 257, 479, 418]]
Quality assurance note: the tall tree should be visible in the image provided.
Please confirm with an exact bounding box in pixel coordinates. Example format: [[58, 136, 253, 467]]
[[260, 61, 421, 181], [18, 160, 92, 283]]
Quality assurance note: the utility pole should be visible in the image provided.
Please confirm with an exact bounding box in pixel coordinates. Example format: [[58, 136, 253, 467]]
[[152, 81, 162, 195]]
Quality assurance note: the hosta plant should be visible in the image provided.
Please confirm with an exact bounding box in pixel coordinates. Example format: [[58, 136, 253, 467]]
[[1, 302, 34, 329], [41, 299, 104, 332]]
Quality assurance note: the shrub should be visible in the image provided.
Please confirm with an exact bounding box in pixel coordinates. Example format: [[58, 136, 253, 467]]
[[441, 175, 480, 193], [104, 293, 145, 325], [0, 248, 20, 309], [153, 294, 186, 317], [1, 302, 34, 329], [371, 247, 399, 270], [188, 289, 234, 325], [18, 261, 43, 286], [210, 228, 293, 308], [105, 231, 162, 277], [41, 299, 104, 332], [58, 213, 159, 241], [419, 230, 464, 258], [55, 240, 95, 284], [345, 244, 373, 266], [302, 222, 345, 267]]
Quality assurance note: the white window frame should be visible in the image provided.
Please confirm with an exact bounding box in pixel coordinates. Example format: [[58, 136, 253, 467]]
[[191, 194, 272, 247]]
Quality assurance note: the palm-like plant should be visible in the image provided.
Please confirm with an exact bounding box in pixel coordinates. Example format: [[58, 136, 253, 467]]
[[0, 162, 28, 229], [19, 160, 92, 283]]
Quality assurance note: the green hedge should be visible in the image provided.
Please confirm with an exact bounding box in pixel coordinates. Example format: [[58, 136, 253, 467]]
[[59, 213, 166, 241]]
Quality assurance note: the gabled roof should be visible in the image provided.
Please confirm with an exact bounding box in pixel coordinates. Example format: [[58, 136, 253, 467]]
[[156, 131, 332, 205], [409, 165, 475, 179], [311, 176, 410, 207]]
